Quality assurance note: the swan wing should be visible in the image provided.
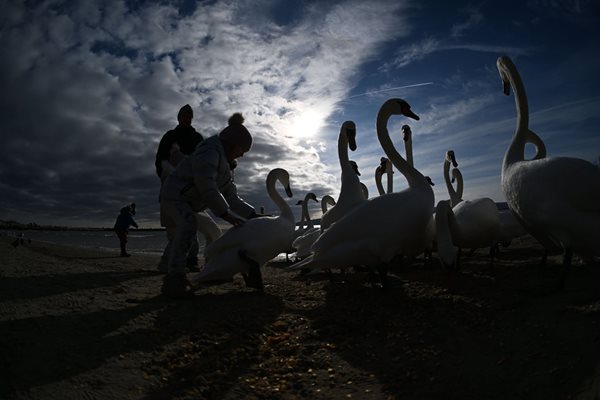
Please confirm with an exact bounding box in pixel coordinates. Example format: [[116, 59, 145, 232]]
[[204, 216, 284, 259]]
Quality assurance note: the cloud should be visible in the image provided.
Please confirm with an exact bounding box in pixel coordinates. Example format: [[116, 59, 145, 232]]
[[0, 0, 413, 226]]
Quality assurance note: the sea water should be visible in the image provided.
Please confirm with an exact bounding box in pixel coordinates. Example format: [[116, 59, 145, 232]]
[[0, 229, 206, 256]]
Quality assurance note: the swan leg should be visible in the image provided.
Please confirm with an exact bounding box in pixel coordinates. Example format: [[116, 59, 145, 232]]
[[377, 264, 389, 290], [238, 250, 264, 293], [555, 247, 573, 292], [539, 249, 548, 267], [456, 248, 462, 272], [488, 246, 497, 278]]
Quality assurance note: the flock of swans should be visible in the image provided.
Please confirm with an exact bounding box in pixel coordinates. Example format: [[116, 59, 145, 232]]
[[190, 55, 600, 292]]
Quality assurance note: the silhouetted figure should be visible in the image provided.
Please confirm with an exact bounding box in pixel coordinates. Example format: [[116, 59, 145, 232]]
[[11, 233, 26, 248], [155, 104, 206, 272], [159, 112, 262, 298], [113, 203, 138, 257]]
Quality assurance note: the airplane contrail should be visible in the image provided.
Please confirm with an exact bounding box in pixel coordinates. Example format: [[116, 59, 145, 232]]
[[344, 82, 434, 100]]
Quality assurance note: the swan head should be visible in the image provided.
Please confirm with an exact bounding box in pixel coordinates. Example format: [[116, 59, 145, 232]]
[[401, 125, 412, 142], [269, 167, 293, 198], [497, 55, 514, 96], [425, 176, 435, 186], [381, 99, 420, 121], [295, 200, 303, 205], [284, 185, 293, 198], [349, 160, 361, 176], [445, 150, 458, 168], [342, 121, 357, 151], [377, 157, 391, 172], [306, 192, 318, 203]]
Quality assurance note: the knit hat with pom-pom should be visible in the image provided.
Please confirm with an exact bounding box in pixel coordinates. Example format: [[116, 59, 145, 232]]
[[219, 113, 253, 152]]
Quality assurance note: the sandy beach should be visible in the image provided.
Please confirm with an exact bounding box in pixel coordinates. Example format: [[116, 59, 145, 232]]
[[1, 234, 599, 399]]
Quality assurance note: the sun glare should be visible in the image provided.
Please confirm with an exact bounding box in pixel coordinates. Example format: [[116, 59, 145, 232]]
[[290, 109, 324, 138]]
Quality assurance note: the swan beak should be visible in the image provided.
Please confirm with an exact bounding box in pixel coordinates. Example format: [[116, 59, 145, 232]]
[[404, 109, 420, 120], [285, 187, 293, 198], [425, 176, 435, 186], [503, 80, 510, 96]]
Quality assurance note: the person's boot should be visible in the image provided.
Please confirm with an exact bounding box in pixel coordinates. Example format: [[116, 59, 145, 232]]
[[186, 257, 200, 272], [239, 250, 264, 293], [161, 273, 195, 299]]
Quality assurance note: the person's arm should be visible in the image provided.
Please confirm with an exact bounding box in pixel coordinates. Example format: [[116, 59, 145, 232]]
[[155, 130, 175, 178], [189, 149, 234, 217], [220, 180, 255, 219]]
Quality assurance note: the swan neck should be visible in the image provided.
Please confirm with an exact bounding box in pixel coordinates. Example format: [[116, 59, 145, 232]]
[[337, 127, 349, 165], [455, 171, 464, 205], [386, 163, 393, 193], [377, 111, 421, 188], [405, 139, 413, 169], [504, 61, 530, 167], [443, 160, 459, 205], [267, 174, 294, 222], [375, 170, 385, 196]]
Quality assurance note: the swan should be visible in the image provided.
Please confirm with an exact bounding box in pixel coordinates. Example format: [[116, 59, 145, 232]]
[[451, 164, 526, 248], [498, 55, 600, 284], [443, 151, 461, 207], [375, 157, 394, 195], [288, 98, 432, 283], [320, 121, 365, 231], [190, 168, 296, 291], [374, 125, 413, 196], [292, 195, 337, 260], [348, 160, 369, 200], [435, 150, 500, 270], [294, 192, 319, 232]]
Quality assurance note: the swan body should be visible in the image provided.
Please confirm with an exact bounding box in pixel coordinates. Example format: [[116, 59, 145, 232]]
[[320, 122, 365, 231], [497, 208, 527, 246], [434, 150, 501, 269], [190, 168, 295, 284], [289, 98, 432, 272], [498, 55, 600, 260]]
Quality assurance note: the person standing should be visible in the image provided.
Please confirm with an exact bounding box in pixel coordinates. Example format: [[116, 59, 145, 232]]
[[155, 104, 216, 272], [114, 203, 138, 257], [159, 112, 260, 298]]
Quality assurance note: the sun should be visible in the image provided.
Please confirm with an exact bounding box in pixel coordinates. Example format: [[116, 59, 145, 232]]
[[289, 109, 325, 138]]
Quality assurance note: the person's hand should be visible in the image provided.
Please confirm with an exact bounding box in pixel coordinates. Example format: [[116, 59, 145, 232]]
[[249, 212, 271, 219], [221, 211, 245, 227]]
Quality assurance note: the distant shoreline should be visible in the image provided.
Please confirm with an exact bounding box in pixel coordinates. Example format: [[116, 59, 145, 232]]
[[0, 225, 165, 232]]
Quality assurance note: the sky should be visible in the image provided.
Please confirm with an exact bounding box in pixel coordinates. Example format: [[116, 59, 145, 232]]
[[1, 0, 599, 228]]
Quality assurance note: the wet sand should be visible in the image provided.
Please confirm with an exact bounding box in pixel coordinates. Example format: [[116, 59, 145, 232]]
[[0, 235, 599, 399]]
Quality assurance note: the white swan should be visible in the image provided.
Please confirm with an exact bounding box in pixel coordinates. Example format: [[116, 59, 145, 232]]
[[288, 98, 432, 280], [443, 151, 461, 207], [190, 168, 296, 290], [320, 121, 365, 231], [292, 195, 337, 260], [375, 157, 393, 195], [498, 55, 600, 280], [295, 192, 319, 232], [435, 150, 500, 269], [450, 164, 526, 248], [348, 160, 369, 200]]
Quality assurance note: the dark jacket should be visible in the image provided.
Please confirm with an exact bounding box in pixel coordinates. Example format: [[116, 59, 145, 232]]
[[155, 125, 204, 177], [114, 207, 138, 231]]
